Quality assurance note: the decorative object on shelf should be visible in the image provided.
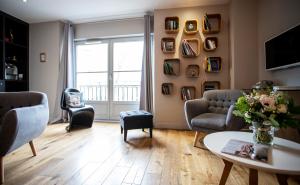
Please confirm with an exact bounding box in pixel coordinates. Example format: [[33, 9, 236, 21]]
[[161, 37, 175, 53], [165, 17, 179, 33], [40, 52, 47, 62], [205, 57, 221, 72], [202, 81, 220, 95], [163, 59, 180, 76], [204, 37, 218, 51], [5, 63, 18, 80], [181, 39, 200, 58], [181, 86, 196, 101], [18, 74, 23, 80], [233, 89, 300, 145], [186, 64, 199, 78], [202, 14, 221, 34], [184, 20, 198, 34], [9, 29, 14, 42], [162, 83, 173, 95]]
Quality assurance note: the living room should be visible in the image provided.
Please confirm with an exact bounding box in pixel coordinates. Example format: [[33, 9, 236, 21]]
[[0, 0, 300, 184]]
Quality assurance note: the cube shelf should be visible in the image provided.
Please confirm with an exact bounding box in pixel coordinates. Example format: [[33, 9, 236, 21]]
[[204, 57, 222, 73], [161, 37, 176, 53], [202, 81, 220, 95], [184, 20, 198, 35], [163, 59, 180, 76], [181, 86, 196, 101], [165, 17, 179, 34], [202, 14, 221, 34], [203, 37, 218, 51], [162, 83, 174, 95], [181, 38, 200, 58], [186, 64, 200, 78]]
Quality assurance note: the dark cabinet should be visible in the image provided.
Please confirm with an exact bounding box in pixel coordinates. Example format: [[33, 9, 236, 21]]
[[0, 11, 29, 92]]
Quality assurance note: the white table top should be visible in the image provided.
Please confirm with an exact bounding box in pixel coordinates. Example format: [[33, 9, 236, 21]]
[[204, 131, 300, 175]]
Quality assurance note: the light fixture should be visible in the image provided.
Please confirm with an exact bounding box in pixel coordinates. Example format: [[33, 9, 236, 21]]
[[23, 0, 27, 3]]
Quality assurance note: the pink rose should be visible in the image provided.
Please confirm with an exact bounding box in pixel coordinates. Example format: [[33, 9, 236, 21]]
[[259, 95, 276, 111]]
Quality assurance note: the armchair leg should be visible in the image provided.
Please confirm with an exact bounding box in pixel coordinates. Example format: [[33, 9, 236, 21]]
[[0, 156, 3, 184], [193, 131, 207, 149], [29, 141, 37, 156]]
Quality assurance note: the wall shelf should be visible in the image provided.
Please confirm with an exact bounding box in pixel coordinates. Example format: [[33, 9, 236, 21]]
[[165, 17, 179, 34], [161, 37, 176, 53], [202, 81, 220, 95], [163, 58, 180, 76], [202, 14, 221, 34], [181, 38, 200, 58], [203, 37, 218, 51], [162, 83, 174, 95], [181, 86, 196, 101], [204, 57, 222, 73], [186, 64, 200, 78], [184, 20, 198, 35]]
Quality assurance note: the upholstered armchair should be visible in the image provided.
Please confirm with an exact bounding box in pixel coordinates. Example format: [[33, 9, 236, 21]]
[[184, 89, 245, 147], [0, 92, 49, 184], [61, 88, 95, 132]]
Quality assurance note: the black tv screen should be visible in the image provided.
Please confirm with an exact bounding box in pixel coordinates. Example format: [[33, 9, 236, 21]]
[[265, 24, 300, 70]]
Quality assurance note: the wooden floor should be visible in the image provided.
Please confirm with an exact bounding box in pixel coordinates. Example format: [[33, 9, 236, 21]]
[[3, 122, 300, 185]]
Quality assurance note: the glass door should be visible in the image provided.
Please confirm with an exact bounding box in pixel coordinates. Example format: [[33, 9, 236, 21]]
[[75, 37, 144, 120]]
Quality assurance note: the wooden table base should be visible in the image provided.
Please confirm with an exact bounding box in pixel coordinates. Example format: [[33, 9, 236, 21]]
[[219, 159, 289, 185]]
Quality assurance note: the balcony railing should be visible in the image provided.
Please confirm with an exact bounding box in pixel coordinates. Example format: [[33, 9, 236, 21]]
[[79, 85, 140, 102]]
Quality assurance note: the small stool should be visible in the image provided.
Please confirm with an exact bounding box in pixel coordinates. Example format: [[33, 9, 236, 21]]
[[120, 110, 153, 141]]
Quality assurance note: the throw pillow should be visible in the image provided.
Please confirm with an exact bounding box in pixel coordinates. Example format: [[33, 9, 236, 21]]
[[65, 92, 85, 108]]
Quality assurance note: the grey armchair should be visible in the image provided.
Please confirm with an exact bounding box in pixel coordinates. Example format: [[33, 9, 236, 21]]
[[184, 89, 245, 147], [0, 92, 49, 184]]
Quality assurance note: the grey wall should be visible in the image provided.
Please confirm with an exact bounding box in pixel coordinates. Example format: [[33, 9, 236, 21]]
[[29, 21, 63, 120], [257, 0, 300, 86]]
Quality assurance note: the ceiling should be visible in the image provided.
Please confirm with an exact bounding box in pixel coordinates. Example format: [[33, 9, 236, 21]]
[[0, 0, 230, 24]]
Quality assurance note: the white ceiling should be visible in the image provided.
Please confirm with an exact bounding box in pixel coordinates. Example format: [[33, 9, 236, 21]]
[[0, 0, 230, 24]]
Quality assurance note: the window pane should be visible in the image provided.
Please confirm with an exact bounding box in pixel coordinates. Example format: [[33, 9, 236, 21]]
[[77, 73, 108, 101], [76, 43, 108, 72], [113, 71, 141, 101], [113, 40, 144, 71]]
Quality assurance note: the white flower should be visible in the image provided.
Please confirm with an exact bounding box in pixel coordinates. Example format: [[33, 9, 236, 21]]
[[277, 104, 287, 113]]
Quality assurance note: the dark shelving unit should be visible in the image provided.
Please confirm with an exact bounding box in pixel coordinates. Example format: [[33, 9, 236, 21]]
[[0, 10, 29, 92]]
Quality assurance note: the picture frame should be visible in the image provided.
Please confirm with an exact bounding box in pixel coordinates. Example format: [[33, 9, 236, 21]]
[[40, 52, 47, 62]]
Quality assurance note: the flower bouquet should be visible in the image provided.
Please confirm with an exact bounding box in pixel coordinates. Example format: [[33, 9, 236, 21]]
[[233, 89, 300, 145]]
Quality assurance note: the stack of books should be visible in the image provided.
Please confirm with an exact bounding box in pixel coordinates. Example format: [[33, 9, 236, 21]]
[[204, 14, 211, 31], [181, 88, 193, 101], [166, 20, 178, 30], [181, 40, 197, 57], [205, 39, 216, 50], [163, 62, 174, 75], [162, 84, 171, 95]]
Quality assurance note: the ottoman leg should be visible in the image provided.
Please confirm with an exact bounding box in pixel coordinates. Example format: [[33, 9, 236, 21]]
[[124, 129, 127, 142], [121, 126, 123, 134], [150, 128, 153, 138]]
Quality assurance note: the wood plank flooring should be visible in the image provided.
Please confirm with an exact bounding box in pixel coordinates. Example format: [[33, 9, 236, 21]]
[[2, 122, 300, 185]]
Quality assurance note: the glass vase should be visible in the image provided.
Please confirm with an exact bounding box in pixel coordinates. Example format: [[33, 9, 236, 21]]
[[251, 122, 275, 145]]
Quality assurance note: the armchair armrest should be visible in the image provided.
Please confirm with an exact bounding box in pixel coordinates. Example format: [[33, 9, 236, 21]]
[[225, 105, 246, 131], [0, 104, 49, 156], [184, 98, 208, 129]]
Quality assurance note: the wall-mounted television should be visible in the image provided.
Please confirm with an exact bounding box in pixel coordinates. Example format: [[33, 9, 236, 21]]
[[265, 24, 300, 71]]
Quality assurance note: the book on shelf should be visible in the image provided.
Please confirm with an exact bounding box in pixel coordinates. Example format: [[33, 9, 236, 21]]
[[207, 58, 220, 72], [204, 85, 216, 91], [162, 84, 171, 95], [204, 14, 211, 31], [221, 139, 269, 163], [181, 40, 197, 57], [167, 20, 178, 30], [181, 88, 193, 101]]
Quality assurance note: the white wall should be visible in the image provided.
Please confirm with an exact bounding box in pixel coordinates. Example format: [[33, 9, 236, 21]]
[[229, 0, 258, 89], [257, 0, 300, 86], [75, 18, 144, 39], [154, 5, 230, 129], [29, 21, 63, 120]]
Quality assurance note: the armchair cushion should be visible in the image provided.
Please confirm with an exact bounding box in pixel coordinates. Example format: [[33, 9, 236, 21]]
[[191, 113, 226, 131], [65, 92, 84, 108]]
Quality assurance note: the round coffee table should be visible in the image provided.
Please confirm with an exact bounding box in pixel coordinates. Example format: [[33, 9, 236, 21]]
[[204, 131, 300, 185]]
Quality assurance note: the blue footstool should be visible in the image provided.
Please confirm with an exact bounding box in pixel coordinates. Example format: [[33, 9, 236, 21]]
[[120, 110, 153, 141]]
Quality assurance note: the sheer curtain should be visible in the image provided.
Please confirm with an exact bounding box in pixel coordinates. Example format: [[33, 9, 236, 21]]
[[51, 22, 75, 123], [139, 14, 154, 113]]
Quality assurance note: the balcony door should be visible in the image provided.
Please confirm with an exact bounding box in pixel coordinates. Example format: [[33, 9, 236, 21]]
[[75, 37, 144, 120]]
